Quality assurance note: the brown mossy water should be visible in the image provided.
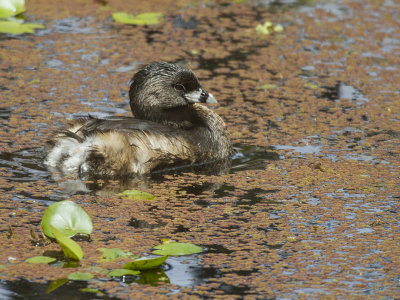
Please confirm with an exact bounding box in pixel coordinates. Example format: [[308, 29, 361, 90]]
[[0, 0, 399, 298]]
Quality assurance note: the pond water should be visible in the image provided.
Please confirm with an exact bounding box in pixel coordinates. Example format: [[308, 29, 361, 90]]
[[0, 0, 399, 298]]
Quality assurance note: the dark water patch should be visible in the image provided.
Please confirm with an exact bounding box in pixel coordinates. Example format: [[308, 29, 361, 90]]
[[231, 145, 280, 172], [217, 283, 251, 296], [0, 148, 68, 203], [195, 49, 260, 79], [38, 17, 96, 35], [236, 187, 280, 206], [204, 244, 234, 254], [253, 0, 320, 13], [213, 184, 236, 198], [114, 256, 220, 288], [258, 222, 282, 233], [0, 148, 48, 182], [128, 217, 166, 229], [273, 144, 322, 156], [0, 108, 11, 121], [0, 278, 106, 300], [144, 29, 164, 44], [172, 224, 190, 233], [172, 15, 198, 29], [320, 82, 369, 105]]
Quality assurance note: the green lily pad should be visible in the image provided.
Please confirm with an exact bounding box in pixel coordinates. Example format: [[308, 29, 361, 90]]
[[152, 242, 203, 256], [112, 12, 163, 25], [98, 247, 137, 261], [41, 200, 93, 238], [123, 255, 168, 270], [49, 225, 83, 261], [46, 278, 68, 294], [67, 272, 94, 281], [0, 20, 44, 34], [25, 256, 56, 264], [0, 0, 25, 18], [108, 269, 140, 277], [118, 189, 155, 200]]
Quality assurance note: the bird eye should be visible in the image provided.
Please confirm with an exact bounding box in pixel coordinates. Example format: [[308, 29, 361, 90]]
[[173, 84, 186, 92]]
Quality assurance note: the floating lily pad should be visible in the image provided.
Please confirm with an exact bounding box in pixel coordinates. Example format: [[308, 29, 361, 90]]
[[67, 272, 94, 281], [46, 278, 68, 294], [0, 21, 44, 34], [123, 255, 168, 270], [41, 200, 93, 238], [118, 189, 155, 200], [152, 242, 203, 256], [49, 225, 83, 261], [25, 256, 56, 264], [98, 248, 137, 261], [112, 12, 163, 25], [108, 269, 140, 277], [0, 0, 25, 18]]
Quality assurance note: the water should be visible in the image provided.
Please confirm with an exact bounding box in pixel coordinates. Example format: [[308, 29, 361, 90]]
[[1, 0, 398, 298]]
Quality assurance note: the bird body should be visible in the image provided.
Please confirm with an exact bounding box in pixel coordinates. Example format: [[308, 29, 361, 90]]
[[45, 62, 232, 178]]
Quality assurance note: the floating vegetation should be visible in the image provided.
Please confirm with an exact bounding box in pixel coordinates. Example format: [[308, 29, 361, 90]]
[[112, 12, 163, 25], [0, 0, 25, 18], [67, 272, 94, 281], [152, 242, 203, 256], [255, 21, 283, 35], [108, 269, 140, 277], [41, 200, 93, 238], [119, 189, 156, 200], [0, 0, 44, 34], [25, 256, 56, 264], [49, 225, 84, 261], [123, 256, 169, 271]]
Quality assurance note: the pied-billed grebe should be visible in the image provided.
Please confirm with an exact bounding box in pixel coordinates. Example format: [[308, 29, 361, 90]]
[[45, 62, 232, 178]]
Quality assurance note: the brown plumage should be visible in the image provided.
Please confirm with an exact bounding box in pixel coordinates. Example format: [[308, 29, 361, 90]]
[[45, 62, 232, 178]]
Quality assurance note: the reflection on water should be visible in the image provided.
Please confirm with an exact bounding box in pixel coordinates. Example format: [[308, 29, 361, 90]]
[[0, 279, 93, 300], [0, 143, 279, 199]]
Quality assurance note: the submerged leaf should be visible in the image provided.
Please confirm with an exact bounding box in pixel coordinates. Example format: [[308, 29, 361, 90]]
[[41, 200, 93, 238], [67, 272, 94, 281], [79, 288, 104, 295], [46, 278, 68, 294], [112, 12, 163, 25], [0, 20, 44, 34], [123, 255, 168, 270], [108, 269, 140, 277], [0, 0, 25, 18], [25, 256, 56, 264], [152, 242, 202, 256], [119, 189, 155, 200], [97, 247, 137, 261], [49, 225, 83, 261]]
